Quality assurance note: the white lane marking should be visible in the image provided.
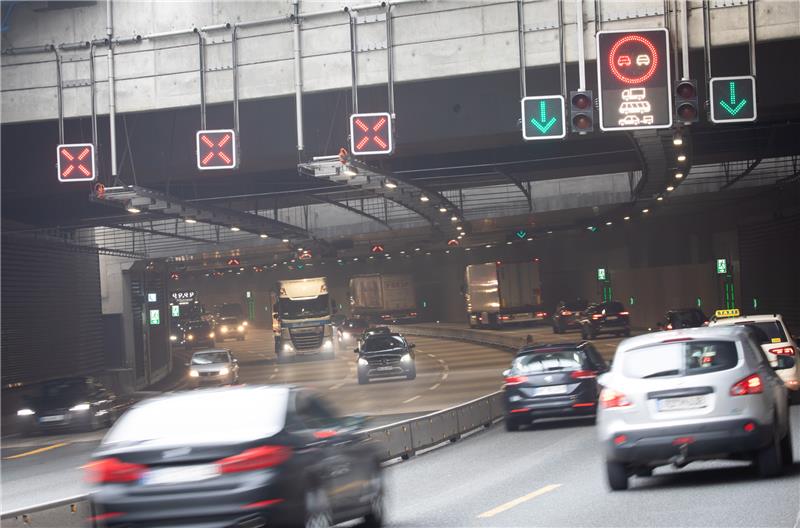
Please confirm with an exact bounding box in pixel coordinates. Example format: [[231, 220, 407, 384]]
[[442, 371, 449, 381], [477, 484, 562, 518], [328, 382, 345, 391], [427, 353, 436, 358], [429, 383, 440, 391], [402, 395, 421, 404]]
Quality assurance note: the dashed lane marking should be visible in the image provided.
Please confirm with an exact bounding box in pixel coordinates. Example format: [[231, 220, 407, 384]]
[[429, 383, 441, 391], [477, 484, 562, 518], [402, 395, 421, 404]]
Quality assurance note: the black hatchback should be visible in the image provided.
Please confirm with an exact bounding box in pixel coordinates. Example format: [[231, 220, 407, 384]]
[[503, 342, 609, 431], [579, 301, 631, 339], [552, 299, 589, 334], [356, 333, 416, 384], [661, 308, 709, 330]]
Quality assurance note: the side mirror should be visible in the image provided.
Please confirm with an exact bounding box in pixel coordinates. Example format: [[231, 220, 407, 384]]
[[409, 343, 416, 349], [354, 348, 360, 354], [775, 356, 796, 371], [502, 369, 511, 377]]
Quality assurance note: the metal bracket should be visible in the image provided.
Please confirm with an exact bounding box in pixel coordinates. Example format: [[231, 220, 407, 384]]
[[206, 65, 233, 72], [357, 13, 387, 24], [63, 79, 92, 88], [358, 42, 387, 52], [524, 24, 559, 32], [710, 0, 748, 9]]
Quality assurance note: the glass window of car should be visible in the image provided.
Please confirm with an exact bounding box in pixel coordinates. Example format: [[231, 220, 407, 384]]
[[600, 302, 625, 314], [582, 344, 607, 371], [622, 340, 740, 379], [512, 349, 584, 374], [362, 335, 405, 352], [103, 387, 288, 446], [293, 392, 338, 430], [563, 300, 588, 311], [191, 351, 230, 364], [735, 321, 787, 344], [40, 378, 88, 400]]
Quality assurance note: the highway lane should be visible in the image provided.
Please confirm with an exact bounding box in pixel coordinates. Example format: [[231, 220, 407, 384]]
[[383, 406, 800, 527], [1, 330, 513, 513]]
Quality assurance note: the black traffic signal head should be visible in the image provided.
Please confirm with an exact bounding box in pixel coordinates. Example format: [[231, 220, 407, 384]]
[[569, 90, 594, 133], [674, 79, 699, 124]]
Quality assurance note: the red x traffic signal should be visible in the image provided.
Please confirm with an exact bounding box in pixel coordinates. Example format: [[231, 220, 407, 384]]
[[196, 129, 237, 170], [349, 113, 393, 156], [57, 143, 96, 182]]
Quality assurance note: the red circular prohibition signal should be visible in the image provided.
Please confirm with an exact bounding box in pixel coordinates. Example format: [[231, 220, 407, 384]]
[[608, 34, 659, 85]]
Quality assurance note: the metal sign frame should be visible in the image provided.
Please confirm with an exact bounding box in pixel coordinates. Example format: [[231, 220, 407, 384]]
[[709, 75, 757, 124], [520, 95, 566, 141], [196, 129, 238, 170], [57, 143, 96, 183], [349, 112, 394, 156], [596, 28, 673, 132]]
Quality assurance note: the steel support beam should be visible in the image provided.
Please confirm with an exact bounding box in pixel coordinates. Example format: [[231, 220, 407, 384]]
[[494, 167, 532, 211]]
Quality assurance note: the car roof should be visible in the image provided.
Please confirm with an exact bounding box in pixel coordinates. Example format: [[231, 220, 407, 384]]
[[191, 348, 231, 355], [616, 325, 751, 354], [516, 342, 587, 355], [710, 314, 783, 325]]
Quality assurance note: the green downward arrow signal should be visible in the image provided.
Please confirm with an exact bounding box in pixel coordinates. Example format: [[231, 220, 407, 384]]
[[515, 230, 527, 239], [530, 100, 557, 133], [719, 81, 747, 115]]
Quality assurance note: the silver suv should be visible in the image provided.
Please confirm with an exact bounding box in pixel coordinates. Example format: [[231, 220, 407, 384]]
[[597, 325, 794, 491]]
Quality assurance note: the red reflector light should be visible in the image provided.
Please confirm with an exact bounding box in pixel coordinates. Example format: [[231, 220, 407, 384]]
[[666, 323, 673, 330], [570, 370, 598, 380], [672, 436, 695, 446], [770, 346, 795, 356], [84, 458, 146, 484], [561, 310, 573, 316], [510, 408, 531, 413], [242, 498, 284, 510], [87, 512, 124, 522], [613, 434, 627, 445], [217, 446, 292, 474], [592, 314, 603, 320], [743, 422, 756, 432], [572, 402, 596, 408], [535, 312, 547, 317], [313, 430, 337, 440], [500, 315, 511, 321], [599, 388, 632, 409], [730, 373, 763, 396], [619, 311, 629, 316], [504, 375, 528, 386], [410, 312, 418, 316]]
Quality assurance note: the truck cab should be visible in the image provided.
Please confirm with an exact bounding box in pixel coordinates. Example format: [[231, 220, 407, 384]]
[[273, 277, 335, 362]]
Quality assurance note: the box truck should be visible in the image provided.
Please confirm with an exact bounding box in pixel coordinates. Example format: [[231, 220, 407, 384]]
[[465, 261, 546, 329]]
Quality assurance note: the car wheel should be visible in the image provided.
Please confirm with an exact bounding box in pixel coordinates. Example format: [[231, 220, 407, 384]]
[[358, 371, 369, 385], [580, 327, 588, 340], [623, 328, 631, 337], [606, 461, 629, 490], [361, 485, 384, 527], [756, 427, 783, 477], [780, 424, 793, 467], [552, 325, 559, 334], [634, 466, 653, 478], [406, 365, 417, 380], [504, 416, 521, 432], [303, 488, 332, 528]]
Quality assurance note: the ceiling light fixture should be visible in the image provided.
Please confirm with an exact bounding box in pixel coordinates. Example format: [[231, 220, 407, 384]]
[[675, 172, 684, 179], [420, 195, 430, 202], [126, 206, 141, 214], [230, 226, 240, 232], [384, 180, 397, 189], [677, 154, 686, 162], [260, 234, 268, 239], [184, 218, 197, 224]]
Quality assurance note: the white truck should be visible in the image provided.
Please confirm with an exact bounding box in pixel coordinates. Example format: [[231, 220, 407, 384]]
[[465, 261, 545, 329], [349, 273, 418, 324], [272, 277, 335, 361]]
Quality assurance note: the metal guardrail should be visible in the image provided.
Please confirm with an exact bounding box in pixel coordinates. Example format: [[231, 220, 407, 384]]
[[1, 325, 517, 527]]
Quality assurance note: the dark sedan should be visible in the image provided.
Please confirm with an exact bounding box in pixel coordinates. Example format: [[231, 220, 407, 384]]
[[552, 299, 589, 334], [356, 333, 416, 384], [87, 386, 384, 528], [182, 319, 216, 348], [579, 301, 631, 339], [17, 377, 120, 435], [660, 307, 709, 330], [503, 342, 609, 431]]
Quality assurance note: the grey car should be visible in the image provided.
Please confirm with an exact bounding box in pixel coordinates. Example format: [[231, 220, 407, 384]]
[[187, 349, 239, 388], [597, 325, 794, 490]]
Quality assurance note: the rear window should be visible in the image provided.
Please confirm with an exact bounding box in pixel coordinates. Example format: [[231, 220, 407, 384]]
[[622, 340, 739, 379], [513, 349, 584, 374], [103, 387, 288, 447], [735, 321, 787, 344], [669, 310, 707, 328], [564, 300, 588, 311], [601, 302, 625, 314]]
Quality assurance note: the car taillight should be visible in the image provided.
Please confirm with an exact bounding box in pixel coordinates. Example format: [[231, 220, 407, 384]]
[[619, 311, 630, 316], [591, 314, 603, 320], [599, 388, 632, 409], [570, 369, 598, 380], [217, 446, 292, 474], [666, 323, 673, 330], [504, 375, 528, 386], [730, 373, 763, 396], [770, 346, 795, 356], [561, 310, 572, 316], [84, 458, 146, 484], [535, 312, 547, 317], [500, 315, 511, 321]]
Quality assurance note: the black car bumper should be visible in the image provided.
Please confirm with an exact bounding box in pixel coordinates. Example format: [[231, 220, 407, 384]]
[[606, 418, 775, 465], [505, 395, 597, 419]]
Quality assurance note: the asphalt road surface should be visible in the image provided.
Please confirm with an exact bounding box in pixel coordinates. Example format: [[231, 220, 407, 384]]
[[1, 330, 514, 512]]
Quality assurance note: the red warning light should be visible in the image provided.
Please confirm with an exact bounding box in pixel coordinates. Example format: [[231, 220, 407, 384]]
[[371, 244, 385, 253], [349, 113, 393, 156], [196, 129, 237, 170], [227, 258, 241, 266], [608, 34, 659, 85], [447, 239, 460, 247], [298, 250, 313, 260], [57, 143, 96, 182]]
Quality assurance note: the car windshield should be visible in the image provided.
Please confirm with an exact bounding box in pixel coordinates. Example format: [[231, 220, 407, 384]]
[[218, 304, 243, 317], [363, 336, 405, 352], [563, 300, 588, 311], [40, 379, 86, 400], [622, 340, 740, 379], [735, 321, 787, 344], [280, 295, 330, 319], [192, 351, 229, 364], [513, 349, 583, 373], [601, 302, 625, 314], [103, 387, 288, 447], [186, 321, 209, 330]]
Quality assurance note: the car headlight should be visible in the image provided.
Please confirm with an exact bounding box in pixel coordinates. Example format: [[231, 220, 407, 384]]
[[358, 357, 369, 367], [17, 408, 35, 416], [283, 343, 293, 352], [242, 321, 248, 327], [69, 403, 91, 412], [237, 325, 245, 332], [342, 331, 351, 340], [170, 335, 177, 341], [323, 339, 333, 349], [209, 332, 215, 338], [221, 326, 228, 333], [190, 369, 199, 377], [187, 334, 194, 340], [219, 367, 230, 376], [401, 353, 412, 362]]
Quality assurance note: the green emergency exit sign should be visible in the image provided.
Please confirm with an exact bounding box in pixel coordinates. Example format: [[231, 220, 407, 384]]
[[716, 258, 727, 275], [149, 309, 161, 325], [597, 268, 607, 281]]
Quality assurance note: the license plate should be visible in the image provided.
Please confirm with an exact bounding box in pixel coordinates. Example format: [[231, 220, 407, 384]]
[[606, 315, 618, 321], [376, 366, 394, 371], [39, 415, 64, 423], [536, 385, 567, 396], [658, 395, 708, 412], [143, 464, 220, 486]]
